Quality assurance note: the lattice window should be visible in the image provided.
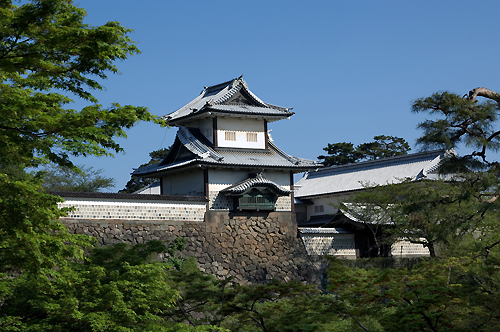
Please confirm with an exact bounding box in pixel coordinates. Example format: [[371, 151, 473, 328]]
[[237, 189, 276, 211], [225, 131, 236, 141], [246, 132, 257, 142], [314, 205, 324, 213]]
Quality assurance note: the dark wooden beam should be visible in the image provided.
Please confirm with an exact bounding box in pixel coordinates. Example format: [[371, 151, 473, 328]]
[[264, 120, 268, 149], [290, 171, 295, 213], [204, 168, 209, 198], [212, 117, 218, 146]]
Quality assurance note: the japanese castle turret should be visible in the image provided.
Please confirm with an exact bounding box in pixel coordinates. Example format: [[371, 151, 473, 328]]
[[134, 76, 317, 215]]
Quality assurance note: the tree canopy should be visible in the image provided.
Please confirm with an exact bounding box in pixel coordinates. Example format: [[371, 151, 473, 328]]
[[318, 135, 410, 167], [0, 0, 164, 169], [332, 87, 500, 331], [41, 164, 115, 192], [0, 1, 171, 330], [119, 147, 170, 193]]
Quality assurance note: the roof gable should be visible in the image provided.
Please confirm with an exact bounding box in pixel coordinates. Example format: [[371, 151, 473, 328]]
[[221, 172, 291, 196], [163, 76, 294, 125], [225, 90, 259, 106]]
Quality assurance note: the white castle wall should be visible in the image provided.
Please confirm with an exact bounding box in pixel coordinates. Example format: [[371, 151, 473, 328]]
[[298, 228, 430, 259], [299, 228, 356, 259], [217, 117, 266, 149], [391, 239, 430, 257], [59, 197, 207, 222]]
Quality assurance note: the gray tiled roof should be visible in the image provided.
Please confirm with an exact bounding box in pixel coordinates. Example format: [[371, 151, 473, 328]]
[[212, 141, 316, 168], [221, 172, 291, 196], [339, 203, 392, 225], [133, 159, 197, 176], [50, 191, 207, 202], [297, 215, 337, 227], [294, 150, 449, 198], [177, 126, 223, 161], [133, 127, 317, 176], [163, 76, 294, 125]]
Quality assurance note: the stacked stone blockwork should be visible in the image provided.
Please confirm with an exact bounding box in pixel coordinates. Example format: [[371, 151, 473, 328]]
[[62, 212, 321, 284]]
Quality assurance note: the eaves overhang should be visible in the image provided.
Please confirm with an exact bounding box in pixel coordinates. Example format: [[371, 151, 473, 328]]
[[135, 159, 317, 178], [165, 108, 294, 126], [51, 191, 208, 202], [295, 188, 365, 200], [162, 76, 294, 126], [221, 172, 291, 196]]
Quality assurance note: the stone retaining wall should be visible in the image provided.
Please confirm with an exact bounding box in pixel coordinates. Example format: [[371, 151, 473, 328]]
[[62, 211, 323, 284]]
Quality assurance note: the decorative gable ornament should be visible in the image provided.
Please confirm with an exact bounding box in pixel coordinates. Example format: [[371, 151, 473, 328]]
[[163, 75, 294, 126], [221, 172, 291, 211]]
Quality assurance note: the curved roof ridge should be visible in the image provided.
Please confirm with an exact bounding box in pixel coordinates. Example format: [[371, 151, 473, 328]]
[[424, 149, 456, 174], [177, 127, 223, 161], [203, 76, 239, 94], [295, 150, 451, 198], [240, 80, 289, 111], [221, 172, 291, 196], [211, 79, 242, 104], [420, 154, 443, 178], [267, 139, 316, 167], [163, 77, 294, 124], [162, 93, 204, 121], [162, 78, 240, 121]]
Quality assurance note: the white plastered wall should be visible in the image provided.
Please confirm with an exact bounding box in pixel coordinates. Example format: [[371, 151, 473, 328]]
[[300, 232, 356, 258], [216, 117, 266, 149], [58, 197, 207, 222], [305, 193, 350, 217]]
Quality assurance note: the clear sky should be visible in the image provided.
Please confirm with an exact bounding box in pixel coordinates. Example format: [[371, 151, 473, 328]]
[[70, 0, 500, 191]]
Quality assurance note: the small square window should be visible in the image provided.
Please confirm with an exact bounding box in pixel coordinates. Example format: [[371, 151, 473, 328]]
[[246, 132, 258, 142], [225, 131, 236, 141], [314, 205, 324, 213]]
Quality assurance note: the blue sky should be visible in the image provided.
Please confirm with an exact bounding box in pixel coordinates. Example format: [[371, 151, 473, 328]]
[[71, 0, 500, 191]]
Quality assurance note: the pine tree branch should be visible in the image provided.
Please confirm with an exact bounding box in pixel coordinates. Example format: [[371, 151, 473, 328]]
[[466, 87, 500, 103]]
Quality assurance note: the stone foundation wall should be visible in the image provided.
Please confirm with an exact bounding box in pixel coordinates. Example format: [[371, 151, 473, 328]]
[[62, 211, 323, 284]]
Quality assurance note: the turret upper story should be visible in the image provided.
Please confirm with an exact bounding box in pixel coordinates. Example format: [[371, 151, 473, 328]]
[[162, 76, 294, 150]]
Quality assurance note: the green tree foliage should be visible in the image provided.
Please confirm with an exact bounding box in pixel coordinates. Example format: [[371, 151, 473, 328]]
[[0, 1, 175, 330], [339, 177, 496, 258], [0, 0, 164, 268], [0, 171, 93, 273], [338, 88, 500, 259], [357, 135, 410, 161], [413, 89, 500, 206], [218, 280, 333, 332], [0, 0, 163, 169], [331, 87, 500, 331], [328, 256, 500, 331], [165, 265, 341, 332], [319, 135, 410, 167], [41, 164, 115, 192], [119, 147, 170, 193], [1, 239, 225, 331]]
